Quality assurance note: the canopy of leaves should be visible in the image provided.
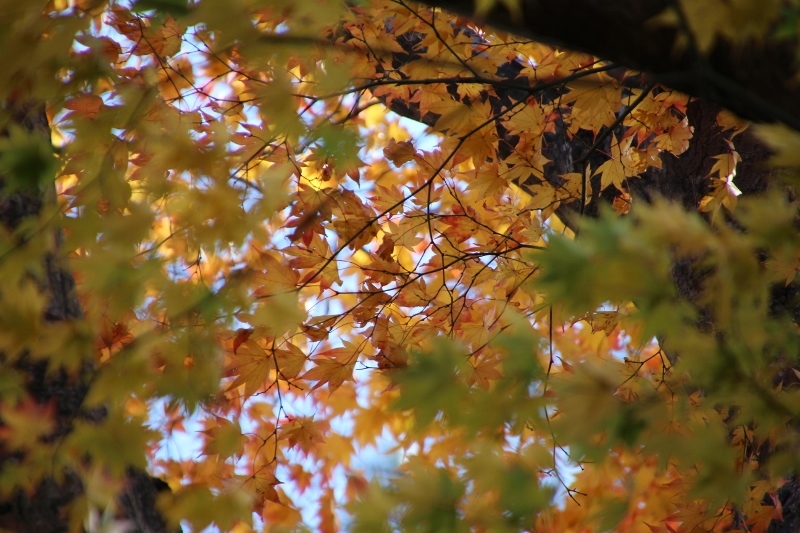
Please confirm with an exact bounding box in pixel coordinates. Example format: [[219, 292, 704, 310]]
[[3, 0, 800, 532]]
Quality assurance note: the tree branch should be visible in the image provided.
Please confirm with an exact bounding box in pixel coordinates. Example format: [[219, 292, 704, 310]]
[[418, 0, 800, 128]]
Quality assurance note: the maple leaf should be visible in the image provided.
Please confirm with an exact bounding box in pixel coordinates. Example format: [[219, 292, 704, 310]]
[[301, 346, 358, 393], [523, 183, 558, 210], [468, 356, 502, 390], [232, 328, 253, 354], [63, 94, 104, 120], [654, 117, 693, 155], [0, 398, 55, 450], [439, 209, 479, 243], [284, 232, 331, 269], [466, 163, 508, 199], [369, 183, 407, 215], [428, 99, 493, 137], [504, 102, 554, 137], [458, 309, 491, 349], [563, 76, 621, 132], [383, 139, 417, 166], [708, 145, 741, 179], [279, 416, 325, 454], [457, 123, 499, 165], [764, 249, 800, 286], [224, 339, 274, 398], [251, 252, 299, 297], [329, 189, 379, 250], [288, 464, 314, 494], [699, 177, 739, 215], [262, 501, 302, 529], [201, 417, 246, 460], [244, 467, 282, 506], [590, 311, 624, 335], [593, 134, 633, 192], [396, 279, 431, 308], [274, 342, 307, 379]]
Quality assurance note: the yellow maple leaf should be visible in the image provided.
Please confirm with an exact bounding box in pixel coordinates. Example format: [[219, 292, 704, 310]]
[[593, 135, 628, 191], [274, 342, 307, 380], [428, 99, 492, 137], [251, 252, 299, 297], [504, 103, 553, 137], [590, 311, 624, 335], [224, 339, 274, 398], [466, 164, 508, 199], [654, 118, 693, 155], [708, 149, 741, 180], [301, 346, 357, 393]]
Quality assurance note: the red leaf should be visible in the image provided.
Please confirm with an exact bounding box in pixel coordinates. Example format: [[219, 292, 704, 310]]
[[232, 328, 253, 355]]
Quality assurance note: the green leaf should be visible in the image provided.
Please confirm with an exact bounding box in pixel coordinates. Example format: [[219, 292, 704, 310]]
[[391, 338, 470, 429], [68, 416, 159, 476], [315, 124, 361, 168], [0, 126, 56, 193], [131, 0, 190, 16]]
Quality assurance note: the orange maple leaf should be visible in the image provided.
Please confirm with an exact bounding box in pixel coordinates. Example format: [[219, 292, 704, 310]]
[[383, 139, 417, 166], [469, 356, 502, 390], [301, 346, 357, 393], [243, 466, 282, 506], [280, 416, 325, 454]]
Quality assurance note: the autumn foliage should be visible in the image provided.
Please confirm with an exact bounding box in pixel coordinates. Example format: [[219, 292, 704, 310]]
[[3, 0, 800, 532]]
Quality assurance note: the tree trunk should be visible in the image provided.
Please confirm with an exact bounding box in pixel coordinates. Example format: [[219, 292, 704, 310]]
[[0, 101, 174, 532]]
